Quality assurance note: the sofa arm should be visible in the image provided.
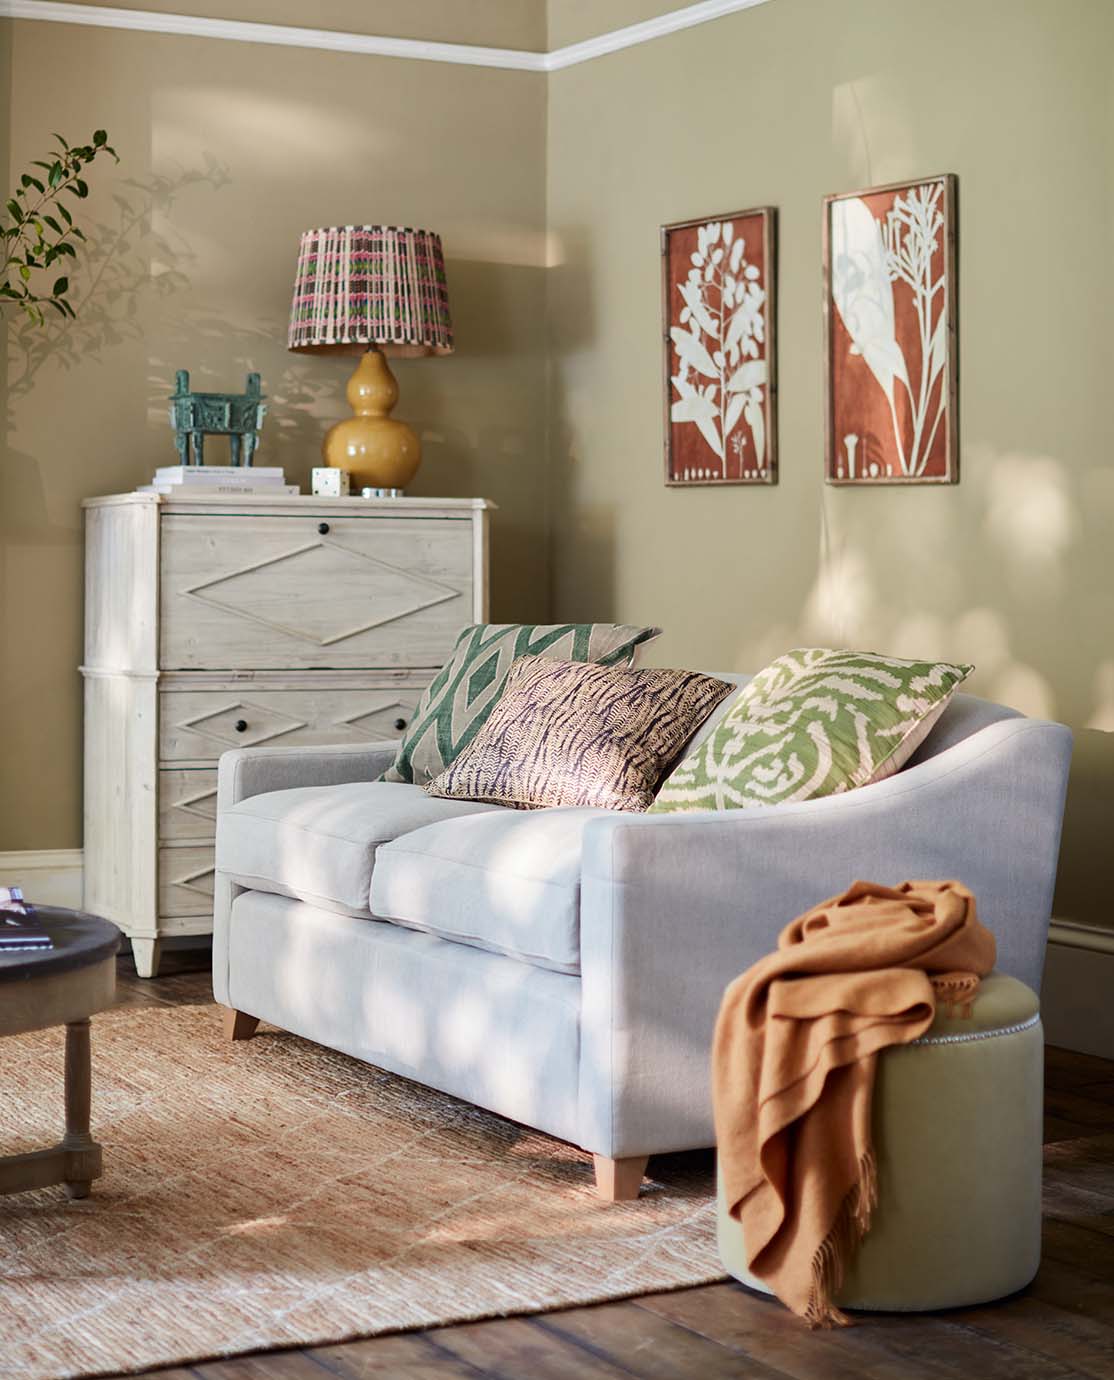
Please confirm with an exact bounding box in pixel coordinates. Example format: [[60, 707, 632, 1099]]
[[217, 741, 400, 810], [575, 718, 1072, 1158], [212, 740, 398, 1005]]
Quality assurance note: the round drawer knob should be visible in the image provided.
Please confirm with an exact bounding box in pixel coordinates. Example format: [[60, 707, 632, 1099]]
[[234, 719, 249, 733], [317, 522, 330, 535], [393, 717, 407, 731]]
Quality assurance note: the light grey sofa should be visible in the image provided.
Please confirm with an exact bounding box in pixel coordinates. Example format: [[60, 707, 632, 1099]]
[[212, 680, 1072, 1199]]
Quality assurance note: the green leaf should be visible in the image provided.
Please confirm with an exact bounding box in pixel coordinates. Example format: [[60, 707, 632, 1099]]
[[18, 264, 30, 281], [48, 162, 63, 189], [58, 202, 72, 226], [43, 215, 62, 234], [31, 161, 54, 171], [56, 241, 76, 257], [93, 129, 107, 146], [71, 227, 86, 241], [50, 299, 68, 316], [52, 275, 69, 296], [52, 132, 69, 149]]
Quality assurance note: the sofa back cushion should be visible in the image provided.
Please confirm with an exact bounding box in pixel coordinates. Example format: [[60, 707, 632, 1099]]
[[383, 622, 660, 786], [425, 656, 733, 812]]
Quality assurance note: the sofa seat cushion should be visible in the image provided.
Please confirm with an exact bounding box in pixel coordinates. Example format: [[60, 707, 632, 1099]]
[[217, 782, 503, 918], [370, 806, 613, 973]]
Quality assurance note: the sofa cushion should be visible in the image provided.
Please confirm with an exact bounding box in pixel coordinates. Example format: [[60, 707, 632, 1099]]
[[650, 647, 972, 812], [426, 656, 733, 812], [217, 781, 503, 918], [383, 622, 661, 786], [370, 806, 613, 973]]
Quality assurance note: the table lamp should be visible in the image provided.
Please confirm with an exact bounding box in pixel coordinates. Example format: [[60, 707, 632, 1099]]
[[287, 225, 453, 491]]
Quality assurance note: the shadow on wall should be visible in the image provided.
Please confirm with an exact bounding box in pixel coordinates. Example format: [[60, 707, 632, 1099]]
[[542, 230, 616, 618], [2, 160, 232, 537]]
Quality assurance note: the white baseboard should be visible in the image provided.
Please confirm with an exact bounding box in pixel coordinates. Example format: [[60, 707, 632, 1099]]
[[0, 849, 84, 909], [1042, 929, 1114, 1060]]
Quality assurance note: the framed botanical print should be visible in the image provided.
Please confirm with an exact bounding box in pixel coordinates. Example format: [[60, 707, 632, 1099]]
[[824, 174, 958, 484], [662, 206, 776, 486]]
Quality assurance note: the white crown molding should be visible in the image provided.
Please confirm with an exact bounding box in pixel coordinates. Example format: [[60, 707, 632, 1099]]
[[544, 0, 770, 71], [0, 0, 772, 70]]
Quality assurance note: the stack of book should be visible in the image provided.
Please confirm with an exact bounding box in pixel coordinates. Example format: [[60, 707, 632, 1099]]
[[137, 466, 300, 497], [0, 887, 52, 952]]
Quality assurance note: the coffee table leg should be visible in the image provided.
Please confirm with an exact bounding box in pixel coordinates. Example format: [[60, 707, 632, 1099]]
[[61, 1018, 102, 1199]]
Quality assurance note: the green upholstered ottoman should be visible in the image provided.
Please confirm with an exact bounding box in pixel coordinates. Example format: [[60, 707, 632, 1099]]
[[717, 973, 1043, 1311]]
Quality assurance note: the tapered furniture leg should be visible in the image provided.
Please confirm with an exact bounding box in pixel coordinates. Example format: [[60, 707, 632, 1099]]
[[0, 910, 115, 1200], [593, 1154, 649, 1201], [131, 938, 162, 979], [62, 1018, 102, 1199], [223, 1007, 260, 1041]]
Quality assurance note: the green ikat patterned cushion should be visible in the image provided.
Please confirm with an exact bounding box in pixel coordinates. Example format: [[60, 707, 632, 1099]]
[[648, 647, 972, 813], [383, 623, 661, 786]]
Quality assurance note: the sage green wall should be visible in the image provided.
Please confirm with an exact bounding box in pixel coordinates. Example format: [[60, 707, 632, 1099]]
[[1, 18, 547, 851], [546, 0, 1114, 928]]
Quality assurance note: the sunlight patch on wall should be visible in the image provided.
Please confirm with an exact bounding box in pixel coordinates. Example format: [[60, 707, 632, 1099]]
[[802, 543, 877, 648], [154, 88, 380, 169], [831, 76, 918, 188], [1087, 661, 1114, 733], [981, 452, 1077, 598], [448, 225, 554, 269], [952, 606, 1056, 719]]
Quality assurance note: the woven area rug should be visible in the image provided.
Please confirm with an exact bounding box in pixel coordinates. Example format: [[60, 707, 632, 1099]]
[[0, 1002, 721, 1380]]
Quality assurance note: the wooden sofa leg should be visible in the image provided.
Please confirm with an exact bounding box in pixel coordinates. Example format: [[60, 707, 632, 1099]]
[[222, 1007, 260, 1042], [593, 1154, 649, 1201]]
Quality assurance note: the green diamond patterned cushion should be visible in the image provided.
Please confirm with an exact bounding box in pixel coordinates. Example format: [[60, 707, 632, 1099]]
[[648, 647, 972, 813], [383, 623, 661, 786]]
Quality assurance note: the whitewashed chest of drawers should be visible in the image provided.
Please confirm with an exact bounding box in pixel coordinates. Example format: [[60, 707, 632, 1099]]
[[81, 492, 491, 976]]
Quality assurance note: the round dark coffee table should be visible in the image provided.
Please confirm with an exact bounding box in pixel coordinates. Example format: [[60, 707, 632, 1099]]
[[0, 906, 119, 1199]]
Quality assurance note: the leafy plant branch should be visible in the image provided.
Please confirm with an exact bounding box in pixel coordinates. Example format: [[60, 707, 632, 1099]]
[[1, 130, 119, 326]]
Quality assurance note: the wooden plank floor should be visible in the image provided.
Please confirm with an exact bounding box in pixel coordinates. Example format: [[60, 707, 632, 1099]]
[[111, 949, 1114, 1380]]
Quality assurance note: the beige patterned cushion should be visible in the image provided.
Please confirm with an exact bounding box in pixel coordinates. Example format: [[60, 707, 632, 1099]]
[[425, 657, 733, 812]]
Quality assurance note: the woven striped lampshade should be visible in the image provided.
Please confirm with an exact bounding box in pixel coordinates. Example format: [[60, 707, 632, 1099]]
[[288, 225, 453, 359]]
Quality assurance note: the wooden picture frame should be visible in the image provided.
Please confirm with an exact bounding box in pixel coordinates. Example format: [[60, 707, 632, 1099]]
[[662, 206, 777, 486], [823, 174, 958, 485]]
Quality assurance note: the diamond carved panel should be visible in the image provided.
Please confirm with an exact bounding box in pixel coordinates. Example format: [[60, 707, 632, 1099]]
[[335, 696, 413, 739], [172, 787, 218, 824], [177, 699, 308, 751], [183, 540, 461, 648], [170, 864, 215, 901]]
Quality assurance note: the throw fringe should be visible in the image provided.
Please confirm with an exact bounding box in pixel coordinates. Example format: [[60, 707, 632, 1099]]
[[931, 971, 981, 1019], [803, 1146, 878, 1329]]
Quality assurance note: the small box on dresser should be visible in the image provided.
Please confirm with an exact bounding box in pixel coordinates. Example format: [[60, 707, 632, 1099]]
[[81, 491, 491, 976]]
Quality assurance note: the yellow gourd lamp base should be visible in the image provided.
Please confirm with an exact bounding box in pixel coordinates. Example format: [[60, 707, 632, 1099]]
[[323, 347, 420, 491]]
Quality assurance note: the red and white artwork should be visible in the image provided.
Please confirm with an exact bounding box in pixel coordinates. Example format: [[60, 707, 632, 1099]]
[[662, 207, 776, 486], [825, 175, 958, 484]]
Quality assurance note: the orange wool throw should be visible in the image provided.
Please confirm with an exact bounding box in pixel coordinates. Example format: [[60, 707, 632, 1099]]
[[712, 879, 996, 1327]]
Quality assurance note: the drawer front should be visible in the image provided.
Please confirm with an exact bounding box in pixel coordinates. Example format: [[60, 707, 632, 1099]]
[[160, 514, 474, 669], [159, 686, 421, 762], [159, 768, 218, 841], [159, 845, 215, 917]]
